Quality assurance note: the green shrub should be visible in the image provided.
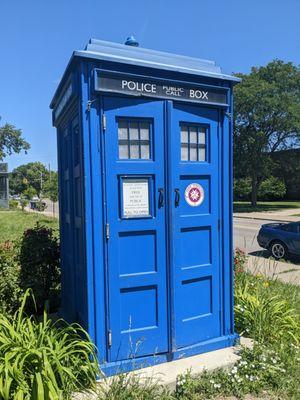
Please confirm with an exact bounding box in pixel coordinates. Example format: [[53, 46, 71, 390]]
[[9, 200, 18, 210], [235, 277, 300, 345], [0, 241, 21, 313], [175, 342, 300, 399], [19, 196, 28, 211], [258, 176, 286, 200], [35, 200, 46, 211], [19, 224, 60, 313], [233, 177, 252, 201], [0, 290, 100, 399]]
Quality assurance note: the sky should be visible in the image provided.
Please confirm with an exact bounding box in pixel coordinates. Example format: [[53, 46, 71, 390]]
[[0, 0, 299, 171]]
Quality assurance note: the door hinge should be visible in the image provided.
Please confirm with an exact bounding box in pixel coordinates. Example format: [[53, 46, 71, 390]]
[[105, 222, 110, 240], [107, 329, 112, 348], [102, 113, 107, 131]]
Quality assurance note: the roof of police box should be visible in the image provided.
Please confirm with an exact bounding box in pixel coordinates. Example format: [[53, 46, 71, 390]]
[[74, 39, 239, 82]]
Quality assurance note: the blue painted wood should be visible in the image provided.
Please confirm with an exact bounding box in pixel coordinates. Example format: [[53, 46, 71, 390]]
[[169, 103, 221, 349], [51, 39, 238, 376], [103, 96, 169, 361]]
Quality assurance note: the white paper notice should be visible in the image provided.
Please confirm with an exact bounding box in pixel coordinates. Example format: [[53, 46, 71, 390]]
[[123, 179, 150, 217]]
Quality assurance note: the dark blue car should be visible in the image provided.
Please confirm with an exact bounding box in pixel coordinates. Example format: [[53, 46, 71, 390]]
[[257, 221, 300, 260]]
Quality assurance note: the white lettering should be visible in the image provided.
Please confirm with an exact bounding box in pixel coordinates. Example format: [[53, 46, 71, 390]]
[[122, 80, 128, 89], [189, 90, 209, 100]]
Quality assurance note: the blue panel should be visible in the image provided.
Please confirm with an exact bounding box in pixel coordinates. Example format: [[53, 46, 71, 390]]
[[181, 227, 211, 267], [120, 286, 158, 332], [181, 277, 212, 320], [119, 231, 157, 275]]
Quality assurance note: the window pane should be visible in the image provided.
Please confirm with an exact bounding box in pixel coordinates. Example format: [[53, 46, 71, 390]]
[[118, 121, 128, 139], [181, 144, 188, 161], [198, 130, 206, 145], [119, 144, 129, 159], [190, 127, 197, 144], [130, 144, 139, 159], [140, 122, 150, 140], [190, 146, 197, 161], [198, 147, 206, 161], [181, 126, 188, 143], [141, 144, 150, 159], [130, 122, 139, 140]]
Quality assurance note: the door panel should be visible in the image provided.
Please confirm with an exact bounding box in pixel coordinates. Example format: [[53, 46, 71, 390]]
[[169, 103, 221, 349], [103, 97, 168, 361]]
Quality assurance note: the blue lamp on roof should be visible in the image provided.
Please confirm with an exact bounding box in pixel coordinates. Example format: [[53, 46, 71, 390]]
[[124, 35, 139, 47]]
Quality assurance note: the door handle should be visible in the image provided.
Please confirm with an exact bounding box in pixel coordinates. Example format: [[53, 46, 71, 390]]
[[158, 188, 164, 208], [175, 188, 180, 207]]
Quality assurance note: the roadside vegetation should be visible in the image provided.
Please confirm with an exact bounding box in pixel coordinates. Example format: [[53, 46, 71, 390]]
[[0, 209, 299, 399], [0, 209, 58, 242], [234, 200, 300, 213]]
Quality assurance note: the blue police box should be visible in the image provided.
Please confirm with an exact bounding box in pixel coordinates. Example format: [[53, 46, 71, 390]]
[[50, 38, 240, 375]]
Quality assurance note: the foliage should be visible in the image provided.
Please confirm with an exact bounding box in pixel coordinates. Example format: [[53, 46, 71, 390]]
[[9, 162, 49, 197], [0, 241, 21, 313], [0, 290, 100, 400], [97, 374, 172, 400], [34, 200, 46, 212], [235, 278, 300, 345], [19, 196, 29, 211], [233, 200, 300, 213], [234, 60, 300, 206], [258, 176, 286, 200], [0, 120, 30, 161], [43, 171, 58, 203], [22, 186, 36, 200], [233, 178, 252, 201], [0, 209, 58, 242], [19, 224, 60, 313], [8, 200, 18, 210], [175, 342, 300, 399], [234, 247, 247, 274]]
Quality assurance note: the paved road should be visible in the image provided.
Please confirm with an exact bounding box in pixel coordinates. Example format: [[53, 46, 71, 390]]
[[234, 217, 264, 255]]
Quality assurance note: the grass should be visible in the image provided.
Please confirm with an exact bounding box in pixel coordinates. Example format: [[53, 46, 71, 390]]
[[0, 209, 59, 242], [234, 201, 300, 213]]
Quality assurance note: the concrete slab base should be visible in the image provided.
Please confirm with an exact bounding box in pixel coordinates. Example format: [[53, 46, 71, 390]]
[[73, 338, 252, 399]]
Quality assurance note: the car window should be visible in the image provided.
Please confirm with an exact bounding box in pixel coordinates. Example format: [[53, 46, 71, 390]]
[[280, 223, 299, 233]]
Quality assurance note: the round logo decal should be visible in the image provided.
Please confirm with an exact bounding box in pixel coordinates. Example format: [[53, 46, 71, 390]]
[[184, 183, 204, 207]]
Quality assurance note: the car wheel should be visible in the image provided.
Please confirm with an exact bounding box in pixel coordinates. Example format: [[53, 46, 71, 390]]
[[270, 241, 287, 260]]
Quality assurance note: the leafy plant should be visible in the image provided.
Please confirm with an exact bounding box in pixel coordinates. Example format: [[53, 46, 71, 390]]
[[19, 224, 60, 313], [175, 342, 300, 399], [8, 200, 18, 210], [0, 241, 21, 313], [258, 176, 286, 200], [97, 374, 172, 400], [0, 290, 100, 399], [235, 277, 300, 345]]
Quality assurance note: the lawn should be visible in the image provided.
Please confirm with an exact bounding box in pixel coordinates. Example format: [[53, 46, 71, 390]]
[[234, 201, 300, 213], [0, 209, 59, 242]]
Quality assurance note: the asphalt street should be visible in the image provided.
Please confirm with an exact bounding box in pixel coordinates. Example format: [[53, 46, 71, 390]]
[[234, 217, 269, 256]]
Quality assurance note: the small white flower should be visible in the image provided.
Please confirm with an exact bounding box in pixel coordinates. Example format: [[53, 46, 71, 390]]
[[210, 380, 215, 384]]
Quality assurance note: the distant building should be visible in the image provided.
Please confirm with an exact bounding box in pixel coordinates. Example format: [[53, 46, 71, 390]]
[[0, 163, 9, 208]]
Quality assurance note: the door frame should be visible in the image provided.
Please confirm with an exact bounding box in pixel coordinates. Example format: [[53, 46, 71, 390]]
[[97, 95, 237, 375]]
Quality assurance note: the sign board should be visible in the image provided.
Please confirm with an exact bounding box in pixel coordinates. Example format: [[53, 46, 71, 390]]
[[95, 71, 228, 106], [122, 178, 150, 217]]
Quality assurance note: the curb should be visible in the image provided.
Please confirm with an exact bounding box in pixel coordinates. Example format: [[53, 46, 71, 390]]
[[233, 215, 292, 223]]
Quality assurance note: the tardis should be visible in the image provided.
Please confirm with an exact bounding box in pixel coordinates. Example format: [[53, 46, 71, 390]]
[[50, 38, 240, 375]]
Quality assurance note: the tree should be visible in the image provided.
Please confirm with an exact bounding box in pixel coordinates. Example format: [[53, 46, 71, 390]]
[[0, 120, 30, 161], [43, 171, 58, 216], [10, 162, 49, 197], [234, 60, 300, 206]]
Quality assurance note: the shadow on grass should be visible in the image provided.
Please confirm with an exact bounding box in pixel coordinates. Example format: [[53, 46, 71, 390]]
[[234, 201, 300, 213], [249, 250, 300, 266]]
